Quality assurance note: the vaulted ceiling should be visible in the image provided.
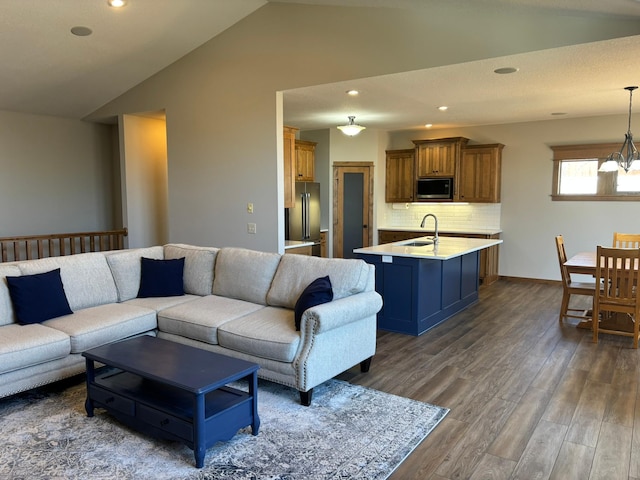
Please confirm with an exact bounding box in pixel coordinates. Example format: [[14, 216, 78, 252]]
[[2, 0, 640, 131]]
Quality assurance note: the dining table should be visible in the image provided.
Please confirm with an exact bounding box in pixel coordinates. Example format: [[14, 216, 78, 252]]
[[564, 250, 638, 332]]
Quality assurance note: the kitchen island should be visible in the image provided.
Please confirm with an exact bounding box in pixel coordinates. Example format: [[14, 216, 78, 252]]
[[354, 236, 503, 336]]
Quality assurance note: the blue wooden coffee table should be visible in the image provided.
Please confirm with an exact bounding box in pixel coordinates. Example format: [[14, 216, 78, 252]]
[[82, 335, 260, 468]]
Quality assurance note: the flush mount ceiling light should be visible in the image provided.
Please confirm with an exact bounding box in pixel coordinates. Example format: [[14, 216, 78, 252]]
[[108, 0, 127, 6], [494, 67, 518, 75], [437, 106, 448, 111], [599, 86, 640, 173], [70, 26, 92, 36], [346, 90, 359, 96], [337, 116, 366, 136]]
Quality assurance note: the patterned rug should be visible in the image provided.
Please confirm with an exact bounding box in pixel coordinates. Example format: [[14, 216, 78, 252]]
[[0, 376, 448, 480]]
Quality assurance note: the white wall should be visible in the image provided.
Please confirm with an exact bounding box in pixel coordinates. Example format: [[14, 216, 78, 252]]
[[120, 114, 168, 248], [87, 2, 640, 255], [389, 113, 640, 281], [0, 110, 115, 237]]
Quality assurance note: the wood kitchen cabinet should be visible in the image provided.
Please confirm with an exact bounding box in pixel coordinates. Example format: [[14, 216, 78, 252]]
[[295, 140, 316, 182], [320, 231, 327, 258], [283, 126, 298, 209], [378, 229, 501, 285], [458, 144, 504, 203], [413, 137, 468, 177], [285, 245, 313, 256], [385, 149, 415, 202]]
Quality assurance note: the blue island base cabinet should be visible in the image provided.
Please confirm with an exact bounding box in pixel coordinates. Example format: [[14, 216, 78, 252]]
[[355, 251, 480, 336]]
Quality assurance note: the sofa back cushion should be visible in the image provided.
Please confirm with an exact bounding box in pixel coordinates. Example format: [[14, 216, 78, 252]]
[[0, 265, 21, 326], [267, 254, 371, 309], [212, 248, 281, 305], [164, 244, 218, 296], [104, 246, 164, 302], [18, 253, 118, 311]]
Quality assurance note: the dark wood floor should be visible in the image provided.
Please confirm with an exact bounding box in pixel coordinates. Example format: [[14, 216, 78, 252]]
[[337, 279, 640, 480]]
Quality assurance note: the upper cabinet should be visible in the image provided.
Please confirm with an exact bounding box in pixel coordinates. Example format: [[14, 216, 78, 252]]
[[457, 144, 504, 203], [413, 137, 469, 177], [283, 126, 298, 209], [384, 137, 504, 204], [295, 140, 316, 182], [385, 149, 415, 202]]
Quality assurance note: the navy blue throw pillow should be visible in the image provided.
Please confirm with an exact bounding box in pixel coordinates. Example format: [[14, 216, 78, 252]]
[[137, 257, 185, 298], [6, 268, 73, 324], [294, 276, 333, 331]]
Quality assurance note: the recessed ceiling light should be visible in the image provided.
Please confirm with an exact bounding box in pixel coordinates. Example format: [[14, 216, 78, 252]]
[[346, 90, 359, 96], [551, 112, 567, 116], [108, 0, 127, 6], [425, 124, 433, 128], [438, 106, 448, 112], [494, 67, 519, 75], [70, 26, 92, 36]]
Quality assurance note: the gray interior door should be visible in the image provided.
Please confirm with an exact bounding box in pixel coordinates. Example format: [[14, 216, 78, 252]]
[[343, 172, 364, 259]]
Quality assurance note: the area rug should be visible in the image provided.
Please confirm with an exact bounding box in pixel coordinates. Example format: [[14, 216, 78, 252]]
[[0, 377, 448, 480]]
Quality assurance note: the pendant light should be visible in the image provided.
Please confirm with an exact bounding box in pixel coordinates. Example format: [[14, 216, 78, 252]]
[[337, 116, 366, 136], [599, 86, 640, 173]]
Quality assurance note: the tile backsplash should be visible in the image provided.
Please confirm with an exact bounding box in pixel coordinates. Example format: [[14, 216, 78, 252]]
[[380, 203, 501, 231]]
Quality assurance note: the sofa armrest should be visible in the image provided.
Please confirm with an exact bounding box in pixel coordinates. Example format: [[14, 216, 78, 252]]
[[300, 290, 382, 335]]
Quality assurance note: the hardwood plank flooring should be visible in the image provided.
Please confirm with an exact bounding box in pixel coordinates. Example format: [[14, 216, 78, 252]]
[[337, 279, 640, 480]]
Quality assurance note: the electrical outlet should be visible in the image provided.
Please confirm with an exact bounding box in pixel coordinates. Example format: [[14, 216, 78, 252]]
[[247, 223, 257, 234], [247, 203, 254, 214]]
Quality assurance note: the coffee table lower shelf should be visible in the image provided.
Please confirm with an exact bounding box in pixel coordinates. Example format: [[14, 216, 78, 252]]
[[86, 369, 256, 468]]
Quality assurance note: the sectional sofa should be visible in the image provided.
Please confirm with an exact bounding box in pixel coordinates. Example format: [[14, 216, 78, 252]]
[[0, 244, 382, 405]]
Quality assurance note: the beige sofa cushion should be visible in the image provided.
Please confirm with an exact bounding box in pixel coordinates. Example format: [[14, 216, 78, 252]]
[[124, 294, 200, 312], [104, 246, 164, 302], [43, 303, 157, 353], [18, 253, 118, 311], [0, 323, 70, 374], [212, 248, 281, 305], [217, 307, 300, 363], [164, 244, 218, 296], [0, 265, 20, 326], [158, 295, 264, 345], [267, 254, 370, 309]]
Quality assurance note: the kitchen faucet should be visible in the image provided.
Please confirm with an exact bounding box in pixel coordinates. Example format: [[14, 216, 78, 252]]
[[420, 213, 439, 244]]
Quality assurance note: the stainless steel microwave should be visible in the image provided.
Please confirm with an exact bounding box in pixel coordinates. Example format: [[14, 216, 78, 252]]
[[415, 178, 454, 200]]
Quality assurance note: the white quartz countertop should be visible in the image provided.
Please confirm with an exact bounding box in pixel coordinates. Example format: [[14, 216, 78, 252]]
[[284, 240, 316, 249], [354, 236, 503, 260], [378, 226, 502, 235]]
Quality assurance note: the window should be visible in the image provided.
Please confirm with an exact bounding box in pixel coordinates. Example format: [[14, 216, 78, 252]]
[[551, 143, 640, 201]]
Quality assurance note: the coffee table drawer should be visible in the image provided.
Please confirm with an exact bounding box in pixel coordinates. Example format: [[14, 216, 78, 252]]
[[137, 404, 193, 441], [89, 385, 135, 416]]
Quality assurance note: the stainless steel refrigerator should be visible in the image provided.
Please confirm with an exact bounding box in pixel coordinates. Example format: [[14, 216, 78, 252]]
[[285, 182, 321, 256]]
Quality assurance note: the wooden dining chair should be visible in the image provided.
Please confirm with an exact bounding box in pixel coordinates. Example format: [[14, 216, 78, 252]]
[[592, 245, 640, 348], [555, 235, 598, 323], [613, 232, 640, 249]]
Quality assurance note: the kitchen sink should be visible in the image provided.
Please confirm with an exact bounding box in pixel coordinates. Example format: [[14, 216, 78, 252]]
[[401, 240, 434, 247]]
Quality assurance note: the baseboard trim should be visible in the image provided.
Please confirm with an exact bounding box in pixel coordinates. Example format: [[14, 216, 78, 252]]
[[498, 276, 561, 286]]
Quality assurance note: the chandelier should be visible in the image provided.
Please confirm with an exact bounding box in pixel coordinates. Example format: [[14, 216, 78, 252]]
[[337, 116, 366, 136], [599, 86, 640, 173]]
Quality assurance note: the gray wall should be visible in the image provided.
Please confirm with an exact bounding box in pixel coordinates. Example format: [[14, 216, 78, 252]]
[[0, 110, 116, 237]]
